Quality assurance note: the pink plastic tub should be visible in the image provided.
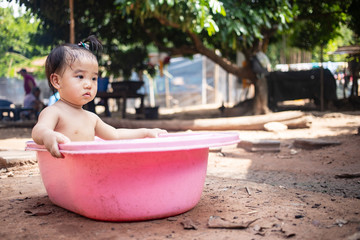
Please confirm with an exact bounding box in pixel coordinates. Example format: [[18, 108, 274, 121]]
[[26, 132, 239, 221]]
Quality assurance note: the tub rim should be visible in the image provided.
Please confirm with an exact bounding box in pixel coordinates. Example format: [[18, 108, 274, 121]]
[[26, 132, 240, 154]]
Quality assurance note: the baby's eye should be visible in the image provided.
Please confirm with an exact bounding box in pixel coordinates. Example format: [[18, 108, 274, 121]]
[[92, 77, 97, 81], [76, 75, 84, 79]]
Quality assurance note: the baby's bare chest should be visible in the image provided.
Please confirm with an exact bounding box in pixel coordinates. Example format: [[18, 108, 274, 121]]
[[55, 112, 96, 141]]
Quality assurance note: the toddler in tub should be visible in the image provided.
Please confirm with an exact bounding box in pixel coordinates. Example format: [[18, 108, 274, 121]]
[[32, 35, 167, 158]]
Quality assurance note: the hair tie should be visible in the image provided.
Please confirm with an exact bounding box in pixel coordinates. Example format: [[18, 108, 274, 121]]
[[78, 41, 90, 50]]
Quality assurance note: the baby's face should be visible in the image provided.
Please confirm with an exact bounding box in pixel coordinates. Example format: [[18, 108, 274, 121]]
[[58, 58, 99, 107]]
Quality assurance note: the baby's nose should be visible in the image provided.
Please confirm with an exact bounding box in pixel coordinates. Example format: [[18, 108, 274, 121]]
[[83, 78, 93, 88]]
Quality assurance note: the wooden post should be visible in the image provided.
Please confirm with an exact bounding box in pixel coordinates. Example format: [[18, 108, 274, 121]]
[[146, 72, 156, 107], [226, 72, 229, 106], [214, 63, 220, 104], [320, 45, 324, 111], [164, 71, 170, 108], [228, 74, 233, 105], [69, 0, 75, 44], [202, 56, 207, 104]]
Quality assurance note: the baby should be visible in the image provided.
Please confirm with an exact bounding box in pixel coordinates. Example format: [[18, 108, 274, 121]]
[[32, 36, 167, 158]]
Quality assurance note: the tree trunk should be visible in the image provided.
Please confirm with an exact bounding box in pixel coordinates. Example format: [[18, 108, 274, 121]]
[[69, 0, 75, 44], [253, 74, 270, 115], [350, 59, 359, 97]]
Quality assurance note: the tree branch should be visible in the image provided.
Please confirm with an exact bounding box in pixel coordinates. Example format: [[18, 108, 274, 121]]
[[143, 27, 197, 55], [151, 14, 256, 81], [186, 30, 256, 81]]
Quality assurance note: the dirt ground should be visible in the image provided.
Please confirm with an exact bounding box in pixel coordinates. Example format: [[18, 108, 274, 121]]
[[0, 110, 360, 240]]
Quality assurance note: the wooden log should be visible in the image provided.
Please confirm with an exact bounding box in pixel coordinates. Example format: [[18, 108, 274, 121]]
[[104, 111, 307, 131], [281, 116, 311, 129]]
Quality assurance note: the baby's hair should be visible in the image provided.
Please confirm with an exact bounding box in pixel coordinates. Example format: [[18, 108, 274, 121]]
[[45, 35, 103, 93]]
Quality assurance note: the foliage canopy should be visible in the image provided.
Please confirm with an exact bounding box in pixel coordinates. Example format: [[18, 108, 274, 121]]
[[5, 0, 360, 79], [0, 5, 48, 77]]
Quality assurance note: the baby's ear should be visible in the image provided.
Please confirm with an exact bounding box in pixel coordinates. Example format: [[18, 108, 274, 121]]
[[50, 73, 61, 90]]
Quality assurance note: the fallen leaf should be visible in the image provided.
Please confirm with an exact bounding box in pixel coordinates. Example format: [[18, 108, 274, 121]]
[[245, 187, 251, 196], [167, 217, 178, 221], [335, 173, 360, 179], [25, 210, 52, 216], [207, 216, 259, 229], [181, 218, 198, 230], [281, 226, 297, 238], [16, 197, 30, 201], [335, 219, 348, 227], [347, 231, 360, 240]]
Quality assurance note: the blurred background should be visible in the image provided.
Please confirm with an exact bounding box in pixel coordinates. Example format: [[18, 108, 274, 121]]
[[1, 0, 359, 118]]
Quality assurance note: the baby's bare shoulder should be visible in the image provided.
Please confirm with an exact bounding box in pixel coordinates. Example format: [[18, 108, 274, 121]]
[[38, 104, 61, 119], [84, 109, 100, 120]]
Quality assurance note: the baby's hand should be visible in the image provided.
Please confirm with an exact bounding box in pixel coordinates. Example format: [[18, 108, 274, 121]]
[[145, 128, 168, 138], [43, 132, 71, 158]]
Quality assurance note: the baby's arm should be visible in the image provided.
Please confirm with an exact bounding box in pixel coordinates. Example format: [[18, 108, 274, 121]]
[[94, 116, 167, 140], [32, 107, 70, 158], [114, 128, 168, 139]]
